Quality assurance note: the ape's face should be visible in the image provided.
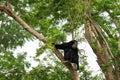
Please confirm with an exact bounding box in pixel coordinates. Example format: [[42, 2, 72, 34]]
[[72, 41, 78, 49]]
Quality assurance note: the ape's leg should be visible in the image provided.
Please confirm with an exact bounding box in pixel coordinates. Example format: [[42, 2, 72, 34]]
[[76, 62, 79, 70], [73, 57, 79, 70], [63, 52, 70, 63]]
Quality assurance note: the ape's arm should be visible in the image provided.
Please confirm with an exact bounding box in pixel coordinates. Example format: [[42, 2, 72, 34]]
[[54, 40, 75, 49], [55, 43, 66, 49]]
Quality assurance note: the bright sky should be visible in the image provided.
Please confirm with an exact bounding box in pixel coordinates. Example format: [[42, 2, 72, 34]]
[[14, 39, 40, 70]]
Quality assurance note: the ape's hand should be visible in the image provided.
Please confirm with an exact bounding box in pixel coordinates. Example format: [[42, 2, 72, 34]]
[[52, 43, 55, 46]]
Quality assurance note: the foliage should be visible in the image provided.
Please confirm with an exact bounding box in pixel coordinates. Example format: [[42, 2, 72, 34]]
[[0, 13, 32, 50], [0, 0, 120, 80], [0, 51, 103, 80], [25, 64, 72, 80], [0, 51, 29, 80]]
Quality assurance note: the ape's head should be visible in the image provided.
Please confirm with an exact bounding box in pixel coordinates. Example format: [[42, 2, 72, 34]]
[[71, 40, 78, 49]]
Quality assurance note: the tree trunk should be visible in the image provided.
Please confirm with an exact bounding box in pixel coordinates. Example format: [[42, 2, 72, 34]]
[[117, 31, 120, 80], [85, 14, 114, 80], [0, 4, 80, 80], [84, 0, 115, 79]]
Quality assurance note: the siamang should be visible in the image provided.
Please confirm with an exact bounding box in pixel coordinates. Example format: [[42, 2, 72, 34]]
[[54, 40, 79, 70]]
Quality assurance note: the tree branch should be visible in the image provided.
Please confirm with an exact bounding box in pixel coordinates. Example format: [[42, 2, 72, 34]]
[[0, 4, 47, 43]]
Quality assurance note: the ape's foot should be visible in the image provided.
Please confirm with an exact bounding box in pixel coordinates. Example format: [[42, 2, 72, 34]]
[[63, 60, 69, 63]]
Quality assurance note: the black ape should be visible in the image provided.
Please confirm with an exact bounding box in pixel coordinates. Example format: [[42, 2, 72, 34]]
[[54, 40, 79, 70]]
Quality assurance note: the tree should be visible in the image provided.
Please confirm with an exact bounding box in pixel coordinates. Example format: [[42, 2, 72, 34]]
[[84, 0, 120, 80], [0, 0, 120, 80]]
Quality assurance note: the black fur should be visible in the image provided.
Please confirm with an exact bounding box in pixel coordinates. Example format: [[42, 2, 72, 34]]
[[54, 40, 79, 70]]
